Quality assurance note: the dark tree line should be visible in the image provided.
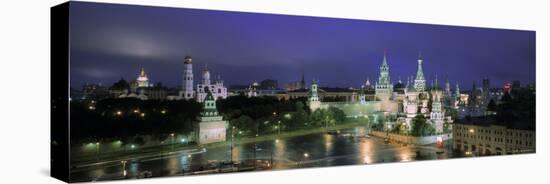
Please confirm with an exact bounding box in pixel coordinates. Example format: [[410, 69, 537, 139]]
[[494, 88, 535, 129], [70, 95, 351, 144], [70, 98, 201, 142]]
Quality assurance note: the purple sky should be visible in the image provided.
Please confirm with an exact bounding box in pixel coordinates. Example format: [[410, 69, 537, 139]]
[[69, 2, 535, 90]]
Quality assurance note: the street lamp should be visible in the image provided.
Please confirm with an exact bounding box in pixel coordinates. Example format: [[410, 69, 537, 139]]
[[468, 128, 476, 155], [170, 133, 175, 151], [325, 116, 329, 131], [277, 121, 281, 136], [301, 152, 309, 167], [230, 126, 235, 163], [95, 142, 100, 162], [121, 160, 127, 177]]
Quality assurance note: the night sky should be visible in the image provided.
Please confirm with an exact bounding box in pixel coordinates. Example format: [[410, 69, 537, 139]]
[[69, 2, 535, 90]]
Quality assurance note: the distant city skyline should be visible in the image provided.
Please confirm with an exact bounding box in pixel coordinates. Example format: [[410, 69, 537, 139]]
[[69, 2, 535, 89]]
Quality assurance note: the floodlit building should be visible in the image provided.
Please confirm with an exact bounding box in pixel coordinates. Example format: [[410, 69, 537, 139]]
[[197, 90, 228, 145], [305, 51, 458, 134], [375, 51, 393, 101], [453, 118, 535, 155], [136, 68, 151, 87], [308, 80, 321, 112], [196, 65, 227, 102], [171, 55, 227, 102], [285, 73, 306, 91], [180, 55, 195, 100]]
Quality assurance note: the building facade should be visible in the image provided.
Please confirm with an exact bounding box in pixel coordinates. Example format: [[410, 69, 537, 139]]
[[196, 65, 227, 102], [197, 91, 227, 145], [453, 120, 535, 155], [375, 52, 393, 101], [180, 55, 195, 100], [136, 68, 151, 87]]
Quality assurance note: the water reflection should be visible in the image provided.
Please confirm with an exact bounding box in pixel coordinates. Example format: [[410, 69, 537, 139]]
[[71, 126, 452, 182]]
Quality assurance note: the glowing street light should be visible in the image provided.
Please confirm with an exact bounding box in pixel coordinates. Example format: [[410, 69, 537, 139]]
[[121, 160, 127, 177], [170, 133, 175, 151], [284, 113, 291, 119], [299, 152, 309, 167], [116, 111, 122, 116], [161, 109, 166, 114], [469, 128, 475, 133], [95, 142, 100, 162], [277, 120, 281, 135]]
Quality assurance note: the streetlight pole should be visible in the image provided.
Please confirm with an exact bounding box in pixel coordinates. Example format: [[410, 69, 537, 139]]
[[325, 116, 328, 132], [270, 150, 274, 169], [278, 120, 281, 136], [160, 141, 164, 176], [170, 133, 175, 152], [301, 153, 309, 168], [185, 154, 192, 174], [95, 142, 100, 162], [254, 144, 257, 168], [121, 160, 127, 177], [231, 126, 235, 164]]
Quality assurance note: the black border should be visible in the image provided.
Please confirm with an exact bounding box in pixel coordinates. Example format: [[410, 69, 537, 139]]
[[51, 1, 70, 183]]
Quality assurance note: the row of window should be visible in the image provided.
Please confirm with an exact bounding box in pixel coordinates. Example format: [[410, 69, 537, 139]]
[[508, 139, 534, 147], [455, 126, 534, 138], [455, 136, 534, 147], [509, 131, 534, 138]]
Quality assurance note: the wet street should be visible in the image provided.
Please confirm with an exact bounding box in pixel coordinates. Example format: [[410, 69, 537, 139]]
[[70, 126, 454, 182]]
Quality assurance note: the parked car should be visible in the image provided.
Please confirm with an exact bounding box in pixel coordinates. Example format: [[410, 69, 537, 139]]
[[139, 171, 153, 178]]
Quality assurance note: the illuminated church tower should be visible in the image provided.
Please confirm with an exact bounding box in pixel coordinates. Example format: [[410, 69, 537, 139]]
[[414, 53, 426, 92], [136, 68, 150, 87], [309, 80, 321, 112], [375, 51, 393, 101], [445, 79, 451, 96], [202, 65, 211, 85], [181, 55, 195, 100], [359, 85, 366, 104], [430, 76, 445, 133], [404, 77, 419, 118], [196, 64, 228, 102]]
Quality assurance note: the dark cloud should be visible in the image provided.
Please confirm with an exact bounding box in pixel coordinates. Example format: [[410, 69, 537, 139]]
[[69, 2, 536, 89]]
